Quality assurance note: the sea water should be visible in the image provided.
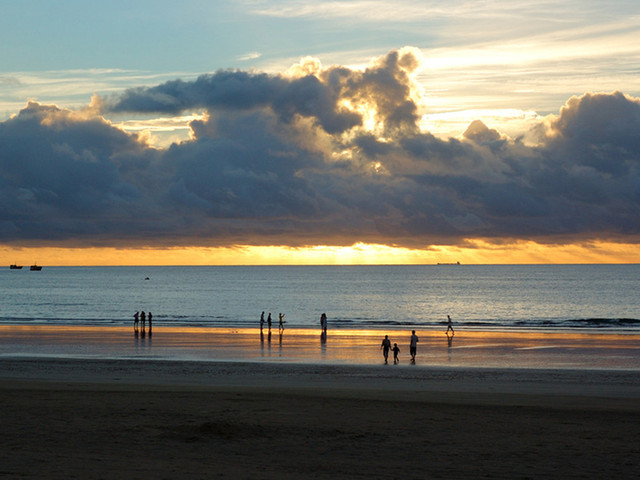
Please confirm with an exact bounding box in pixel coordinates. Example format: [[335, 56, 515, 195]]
[[1, 264, 638, 332]]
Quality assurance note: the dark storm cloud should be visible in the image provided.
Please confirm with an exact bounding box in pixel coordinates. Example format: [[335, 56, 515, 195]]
[[109, 69, 362, 135], [0, 102, 171, 243], [1, 48, 640, 248]]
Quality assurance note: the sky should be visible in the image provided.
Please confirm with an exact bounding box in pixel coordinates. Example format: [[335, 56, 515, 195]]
[[2, 0, 640, 265]]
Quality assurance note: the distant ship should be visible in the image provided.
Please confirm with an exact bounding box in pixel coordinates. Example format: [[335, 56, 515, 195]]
[[30, 264, 43, 271], [9, 264, 23, 269], [437, 261, 461, 265]]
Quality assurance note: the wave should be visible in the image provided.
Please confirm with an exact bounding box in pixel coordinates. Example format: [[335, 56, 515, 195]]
[[295, 317, 640, 331], [511, 318, 640, 329], [0, 316, 638, 331], [560, 317, 640, 328]]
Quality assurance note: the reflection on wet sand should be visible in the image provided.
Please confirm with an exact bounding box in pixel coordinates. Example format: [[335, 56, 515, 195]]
[[0, 326, 638, 370]]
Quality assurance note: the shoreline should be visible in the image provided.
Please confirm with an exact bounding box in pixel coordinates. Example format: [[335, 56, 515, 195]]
[[2, 322, 639, 334]]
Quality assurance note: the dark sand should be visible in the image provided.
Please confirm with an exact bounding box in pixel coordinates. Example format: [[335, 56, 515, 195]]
[[1, 358, 639, 479]]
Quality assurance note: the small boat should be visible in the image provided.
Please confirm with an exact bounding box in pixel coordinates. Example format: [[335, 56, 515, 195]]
[[437, 261, 461, 266], [30, 264, 43, 271], [9, 264, 23, 269]]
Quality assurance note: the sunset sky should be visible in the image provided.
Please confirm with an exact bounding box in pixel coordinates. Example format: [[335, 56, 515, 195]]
[[2, 0, 640, 265]]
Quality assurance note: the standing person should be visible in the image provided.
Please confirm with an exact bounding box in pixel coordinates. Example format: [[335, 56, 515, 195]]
[[320, 313, 327, 334], [260, 311, 265, 331], [380, 335, 392, 364], [279, 313, 285, 333], [267, 313, 272, 331], [133, 311, 139, 333], [148, 312, 152, 334], [140, 311, 146, 332], [410, 330, 419, 363], [392, 343, 400, 364], [446, 315, 454, 336]]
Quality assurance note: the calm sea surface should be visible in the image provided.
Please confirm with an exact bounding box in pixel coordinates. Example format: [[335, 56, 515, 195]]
[[1, 265, 638, 332]]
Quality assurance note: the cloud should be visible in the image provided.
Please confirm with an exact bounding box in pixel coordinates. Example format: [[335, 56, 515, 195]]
[[238, 52, 262, 61], [1, 49, 640, 249], [247, 0, 576, 23], [0, 76, 22, 87]]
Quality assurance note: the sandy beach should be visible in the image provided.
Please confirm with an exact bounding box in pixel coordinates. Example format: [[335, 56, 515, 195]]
[[1, 355, 640, 479], [1, 326, 639, 478]]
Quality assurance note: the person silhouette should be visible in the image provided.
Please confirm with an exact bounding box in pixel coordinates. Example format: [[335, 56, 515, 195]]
[[381, 335, 391, 364], [133, 311, 139, 333], [446, 315, 454, 336], [410, 330, 419, 364], [279, 313, 285, 333], [320, 313, 327, 334], [140, 311, 146, 332], [267, 313, 272, 331], [260, 311, 265, 331], [392, 343, 400, 364]]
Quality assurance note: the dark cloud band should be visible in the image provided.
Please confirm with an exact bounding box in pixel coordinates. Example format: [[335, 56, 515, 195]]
[[1, 50, 639, 248]]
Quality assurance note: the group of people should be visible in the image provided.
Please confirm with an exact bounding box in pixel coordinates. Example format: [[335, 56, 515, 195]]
[[260, 311, 286, 333], [381, 316, 455, 364], [380, 330, 419, 364], [133, 311, 152, 336], [129, 309, 454, 362], [259, 312, 329, 335]]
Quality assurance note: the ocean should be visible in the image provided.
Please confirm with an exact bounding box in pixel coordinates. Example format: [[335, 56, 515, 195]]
[[1, 264, 638, 332]]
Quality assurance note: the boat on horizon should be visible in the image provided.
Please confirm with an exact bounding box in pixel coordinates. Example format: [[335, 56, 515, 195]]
[[437, 261, 461, 265], [9, 264, 23, 269], [30, 264, 42, 271]]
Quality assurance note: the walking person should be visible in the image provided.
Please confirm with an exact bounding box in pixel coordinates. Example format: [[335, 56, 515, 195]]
[[260, 311, 265, 331], [320, 313, 327, 334], [381, 335, 392, 364], [279, 313, 285, 333], [267, 313, 272, 331], [410, 330, 419, 364], [446, 315, 454, 336], [392, 343, 400, 364], [148, 312, 152, 335]]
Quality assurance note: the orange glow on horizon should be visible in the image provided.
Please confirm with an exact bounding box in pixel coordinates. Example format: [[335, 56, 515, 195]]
[[1, 240, 639, 267]]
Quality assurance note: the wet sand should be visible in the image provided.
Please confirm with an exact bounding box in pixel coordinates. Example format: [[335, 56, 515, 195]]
[[1, 358, 640, 479], [2, 325, 640, 370]]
